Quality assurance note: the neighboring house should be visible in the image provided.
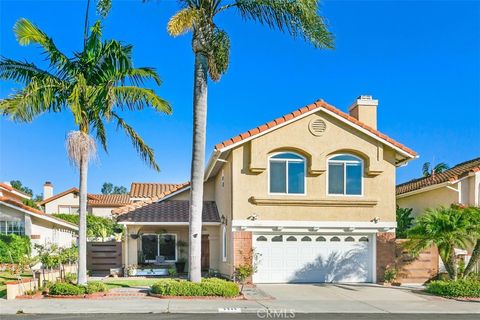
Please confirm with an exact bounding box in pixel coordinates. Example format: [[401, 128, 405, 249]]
[[114, 95, 417, 284], [396, 157, 480, 216], [0, 183, 77, 249], [39, 182, 187, 218], [39, 182, 130, 218]]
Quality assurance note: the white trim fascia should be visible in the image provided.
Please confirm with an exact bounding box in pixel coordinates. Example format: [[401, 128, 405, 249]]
[[204, 149, 222, 181], [232, 219, 396, 231], [0, 201, 78, 231], [119, 221, 220, 226], [206, 106, 415, 181]]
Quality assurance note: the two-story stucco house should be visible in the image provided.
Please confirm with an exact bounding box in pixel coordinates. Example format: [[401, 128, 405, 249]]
[[114, 96, 417, 283]]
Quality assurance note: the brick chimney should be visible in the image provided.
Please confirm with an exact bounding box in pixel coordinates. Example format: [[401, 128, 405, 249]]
[[43, 181, 53, 200], [348, 95, 378, 129]]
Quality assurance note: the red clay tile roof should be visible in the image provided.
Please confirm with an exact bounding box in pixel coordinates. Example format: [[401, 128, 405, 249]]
[[88, 194, 131, 207], [129, 182, 189, 198], [113, 183, 190, 215], [116, 200, 220, 223], [396, 157, 480, 196], [214, 99, 417, 157], [0, 197, 78, 229]]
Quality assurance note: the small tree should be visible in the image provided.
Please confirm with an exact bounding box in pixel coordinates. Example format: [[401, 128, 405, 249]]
[[234, 248, 261, 292]]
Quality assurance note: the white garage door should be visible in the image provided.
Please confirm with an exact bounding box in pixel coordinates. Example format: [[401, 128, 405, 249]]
[[252, 234, 374, 283]]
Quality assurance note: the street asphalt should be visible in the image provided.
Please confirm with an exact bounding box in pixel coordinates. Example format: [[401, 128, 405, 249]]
[[2, 314, 480, 320]]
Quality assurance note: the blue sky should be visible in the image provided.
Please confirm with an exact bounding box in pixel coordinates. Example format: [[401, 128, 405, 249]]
[[1, 0, 479, 196]]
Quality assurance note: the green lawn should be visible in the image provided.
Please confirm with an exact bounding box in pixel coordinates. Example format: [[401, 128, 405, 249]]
[[102, 278, 161, 290], [0, 272, 33, 298]]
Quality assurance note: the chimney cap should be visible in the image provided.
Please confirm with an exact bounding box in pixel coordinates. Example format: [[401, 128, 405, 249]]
[[44, 181, 52, 186], [349, 95, 378, 111]]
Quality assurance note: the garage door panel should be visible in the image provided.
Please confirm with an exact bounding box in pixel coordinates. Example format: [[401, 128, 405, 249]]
[[253, 234, 373, 283]]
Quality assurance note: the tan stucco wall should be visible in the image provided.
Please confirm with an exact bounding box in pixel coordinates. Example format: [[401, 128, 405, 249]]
[[44, 192, 79, 214], [90, 206, 115, 218], [228, 110, 398, 223], [397, 186, 458, 217]]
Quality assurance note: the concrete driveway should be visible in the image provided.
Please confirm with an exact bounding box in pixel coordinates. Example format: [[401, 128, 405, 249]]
[[255, 283, 480, 313]]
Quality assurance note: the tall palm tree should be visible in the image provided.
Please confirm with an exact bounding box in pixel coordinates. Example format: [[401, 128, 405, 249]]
[[158, 0, 333, 282], [395, 206, 414, 239], [404, 206, 473, 280], [422, 161, 449, 177], [0, 17, 171, 283]]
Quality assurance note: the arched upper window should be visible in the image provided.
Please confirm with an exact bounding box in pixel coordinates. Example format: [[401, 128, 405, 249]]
[[328, 154, 363, 196], [269, 152, 306, 195]]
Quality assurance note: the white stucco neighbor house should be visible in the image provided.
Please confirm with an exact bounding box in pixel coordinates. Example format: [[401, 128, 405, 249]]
[[0, 182, 77, 249]]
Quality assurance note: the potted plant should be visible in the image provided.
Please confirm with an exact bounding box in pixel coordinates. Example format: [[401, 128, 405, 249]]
[[175, 240, 188, 273], [125, 264, 137, 277], [383, 266, 398, 286]]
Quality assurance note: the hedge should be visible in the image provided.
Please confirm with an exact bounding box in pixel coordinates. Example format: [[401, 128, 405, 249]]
[[48, 281, 108, 296], [151, 278, 239, 297], [0, 234, 31, 263], [426, 279, 480, 298], [48, 282, 85, 296]]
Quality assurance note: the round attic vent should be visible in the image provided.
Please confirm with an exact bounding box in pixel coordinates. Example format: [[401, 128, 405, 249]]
[[309, 118, 327, 136]]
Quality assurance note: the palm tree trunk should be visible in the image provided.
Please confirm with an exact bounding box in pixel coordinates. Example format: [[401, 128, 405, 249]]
[[448, 246, 458, 280], [77, 153, 88, 285], [188, 50, 208, 283], [464, 239, 480, 277]]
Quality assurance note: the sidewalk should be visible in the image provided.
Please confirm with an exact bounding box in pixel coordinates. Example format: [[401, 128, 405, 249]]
[[1, 296, 479, 315]]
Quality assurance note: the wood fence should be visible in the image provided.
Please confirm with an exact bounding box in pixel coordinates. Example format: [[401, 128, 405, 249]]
[[87, 241, 122, 276]]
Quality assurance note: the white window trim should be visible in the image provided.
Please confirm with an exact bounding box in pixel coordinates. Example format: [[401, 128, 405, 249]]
[[268, 152, 307, 196], [141, 233, 178, 263], [0, 220, 25, 235], [222, 225, 227, 262], [326, 154, 364, 197]]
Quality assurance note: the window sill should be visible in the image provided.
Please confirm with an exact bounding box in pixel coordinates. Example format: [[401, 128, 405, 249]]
[[248, 196, 377, 207]]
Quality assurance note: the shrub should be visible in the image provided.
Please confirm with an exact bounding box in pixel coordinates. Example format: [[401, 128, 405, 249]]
[[84, 281, 108, 294], [383, 267, 398, 283], [64, 272, 77, 284], [0, 234, 31, 263], [49, 282, 85, 296], [151, 278, 239, 297], [426, 279, 480, 297]]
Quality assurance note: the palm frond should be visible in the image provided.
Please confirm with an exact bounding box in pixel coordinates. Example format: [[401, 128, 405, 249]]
[[111, 112, 160, 171], [96, 0, 112, 18], [231, 0, 333, 49], [13, 18, 71, 69], [113, 86, 172, 114], [0, 58, 63, 84], [0, 78, 66, 122], [167, 8, 199, 36], [433, 162, 449, 174], [128, 67, 162, 86]]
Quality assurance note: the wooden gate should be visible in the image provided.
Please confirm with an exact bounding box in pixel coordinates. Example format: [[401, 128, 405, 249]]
[[87, 242, 122, 276]]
